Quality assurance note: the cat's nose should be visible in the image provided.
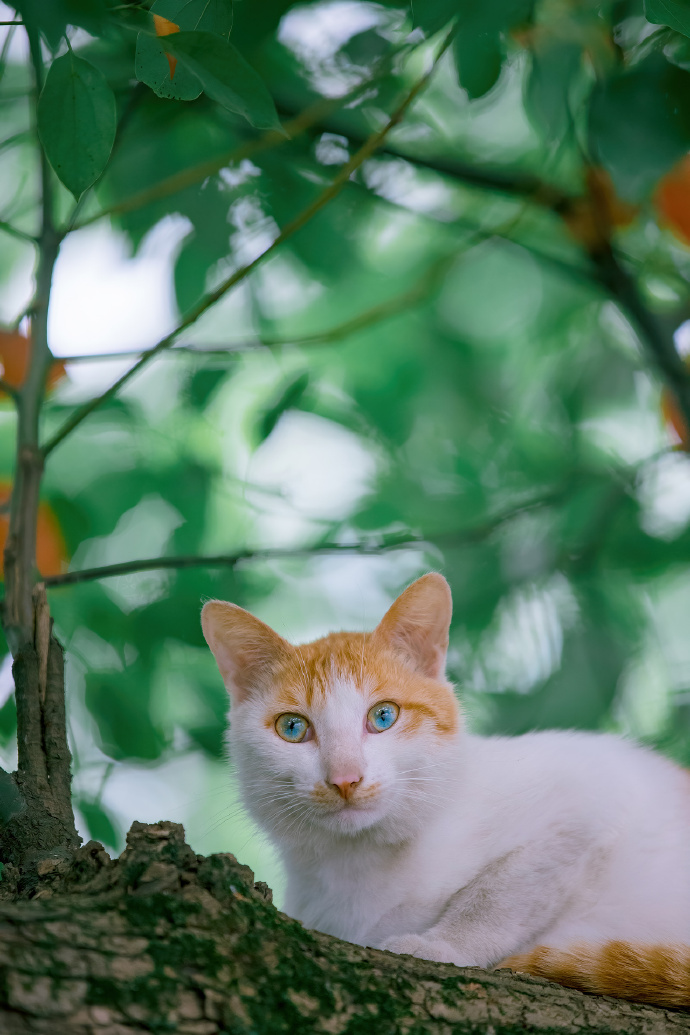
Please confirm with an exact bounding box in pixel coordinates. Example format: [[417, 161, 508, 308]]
[[329, 773, 363, 800]]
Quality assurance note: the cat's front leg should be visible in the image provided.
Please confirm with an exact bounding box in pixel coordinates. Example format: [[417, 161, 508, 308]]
[[380, 933, 476, 968], [379, 828, 601, 970]]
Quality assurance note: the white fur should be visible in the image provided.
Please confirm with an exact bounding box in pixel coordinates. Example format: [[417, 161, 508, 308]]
[[228, 677, 690, 968]]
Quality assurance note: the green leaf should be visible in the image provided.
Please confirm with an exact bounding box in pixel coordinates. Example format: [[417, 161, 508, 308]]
[[37, 52, 116, 199], [12, 0, 108, 48], [454, 28, 503, 98], [177, 0, 234, 35], [525, 40, 582, 141], [185, 367, 229, 409], [135, 31, 203, 100], [411, 0, 458, 34], [453, 0, 534, 99], [76, 798, 121, 851], [645, 0, 690, 38], [134, 0, 233, 99], [85, 670, 170, 761], [257, 371, 310, 442], [0, 692, 16, 747], [165, 31, 282, 129], [589, 54, 690, 199]]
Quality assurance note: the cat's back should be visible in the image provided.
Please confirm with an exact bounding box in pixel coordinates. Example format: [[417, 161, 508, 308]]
[[461, 728, 690, 839], [456, 729, 690, 941]]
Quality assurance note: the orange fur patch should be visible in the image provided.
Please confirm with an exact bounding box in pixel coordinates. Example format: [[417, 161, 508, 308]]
[[499, 942, 690, 1006], [269, 630, 459, 737]]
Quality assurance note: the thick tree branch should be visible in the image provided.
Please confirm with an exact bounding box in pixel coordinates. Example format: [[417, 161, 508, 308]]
[[42, 30, 456, 457], [592, 244, 690, 437], [0, 821, 686, 1034], [3, 23, 59, 650], [0, 24, 79, 870]]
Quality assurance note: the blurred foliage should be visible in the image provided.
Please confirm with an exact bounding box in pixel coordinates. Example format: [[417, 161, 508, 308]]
[[2, 0, 690, 855]]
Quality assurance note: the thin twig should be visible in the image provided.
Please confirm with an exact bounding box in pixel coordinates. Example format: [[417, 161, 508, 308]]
[[0, 130, 32, 155], [42, 30, 457, 457], [0, 219, 37, 245], [0, 25, 17, 92], [68, 73, 394, 234], [55, 253, 457, 364]]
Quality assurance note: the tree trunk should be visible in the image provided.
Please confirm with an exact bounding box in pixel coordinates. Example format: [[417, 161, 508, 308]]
[[0, 821, 685, 1035]]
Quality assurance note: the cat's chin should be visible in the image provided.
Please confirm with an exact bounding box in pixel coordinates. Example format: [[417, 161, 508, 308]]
[[317, 804, 383, 835]]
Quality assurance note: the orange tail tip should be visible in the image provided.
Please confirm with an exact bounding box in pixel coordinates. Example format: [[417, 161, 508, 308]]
[[498, 942, 690, 1007]]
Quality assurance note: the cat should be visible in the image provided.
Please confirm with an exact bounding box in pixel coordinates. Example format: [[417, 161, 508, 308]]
[[201, 572, 690, 1006]]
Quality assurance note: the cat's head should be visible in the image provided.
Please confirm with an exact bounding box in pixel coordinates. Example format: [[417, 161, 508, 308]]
[[201, 574, 461, 846]]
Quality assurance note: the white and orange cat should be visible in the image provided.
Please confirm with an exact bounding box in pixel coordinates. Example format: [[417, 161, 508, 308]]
[[201, 573, 690, 1006]]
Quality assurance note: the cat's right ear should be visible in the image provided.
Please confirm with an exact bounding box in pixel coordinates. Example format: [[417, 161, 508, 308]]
[[201, 601, 292, 703]]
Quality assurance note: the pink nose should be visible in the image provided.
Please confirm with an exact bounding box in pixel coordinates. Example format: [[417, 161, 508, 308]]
[[329, 774, 363, 800]]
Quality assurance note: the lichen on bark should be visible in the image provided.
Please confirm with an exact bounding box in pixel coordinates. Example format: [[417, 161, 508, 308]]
[[0, 820, 686, 1034]]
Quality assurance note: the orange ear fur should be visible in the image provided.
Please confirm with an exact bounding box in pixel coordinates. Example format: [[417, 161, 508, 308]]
[[201, 601, 293, 703], [372, 573, 452, 682]]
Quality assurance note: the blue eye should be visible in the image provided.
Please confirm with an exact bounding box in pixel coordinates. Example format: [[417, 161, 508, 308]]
[[368, 701, 400, 733], [275, 713, 310, 743]]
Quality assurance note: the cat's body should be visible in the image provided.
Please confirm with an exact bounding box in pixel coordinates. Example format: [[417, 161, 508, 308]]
[[280, 731, 690, 962], [202, 574, 690, 1006]]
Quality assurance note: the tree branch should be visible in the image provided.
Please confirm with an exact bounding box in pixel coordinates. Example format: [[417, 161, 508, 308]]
[[274, 96, 567, 210], [0, 23, 80, 870], [43, 485, 569, 589], [592, 244, 690, 437], [0, 821, 686, 1033], [42, 30, 457, 457], [54, 252, 457, 364], [3, 23, 59, 650]]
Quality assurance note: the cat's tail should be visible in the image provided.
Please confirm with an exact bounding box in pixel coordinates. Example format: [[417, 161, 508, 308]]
[[498, 942, 690, 1006]]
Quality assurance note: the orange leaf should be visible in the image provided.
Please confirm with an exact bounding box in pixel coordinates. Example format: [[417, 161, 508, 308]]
[[661, 384, 690, 451], [153, 13, 180, 79], [0, 329, 66, 398], [0, 482, 69, 578], [655, 154, 690, 246]]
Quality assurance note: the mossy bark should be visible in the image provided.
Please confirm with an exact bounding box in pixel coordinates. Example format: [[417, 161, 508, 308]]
[[0, 821, 686, 1034]]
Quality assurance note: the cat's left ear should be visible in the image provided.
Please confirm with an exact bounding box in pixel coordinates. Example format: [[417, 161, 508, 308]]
[[372, 573, 452, 682], [201, 600, 293, 703]]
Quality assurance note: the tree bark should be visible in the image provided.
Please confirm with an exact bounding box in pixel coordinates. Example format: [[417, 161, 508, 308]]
[[0, 634, 80, 876], [0, 821, 685, 1035]]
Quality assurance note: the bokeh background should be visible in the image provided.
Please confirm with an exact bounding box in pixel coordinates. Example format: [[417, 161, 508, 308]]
[[2, 0, 690, 905]]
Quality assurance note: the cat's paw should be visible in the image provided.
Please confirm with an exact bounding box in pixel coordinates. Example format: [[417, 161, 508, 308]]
[[380, 933, 462, 966]]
